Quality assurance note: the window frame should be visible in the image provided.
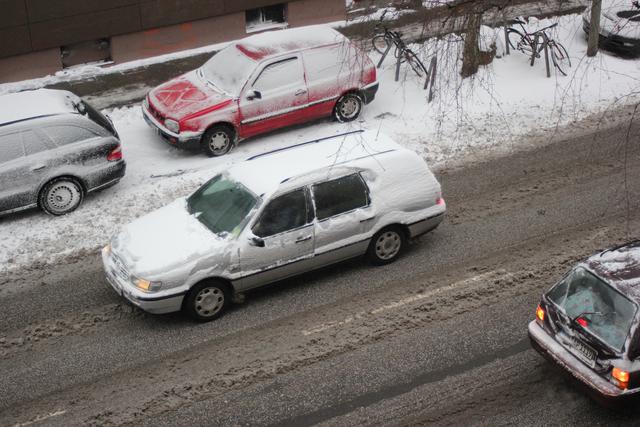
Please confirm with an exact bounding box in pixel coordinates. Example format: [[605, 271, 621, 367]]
[[250, 56, 303, 94], [311, 173, 372, 222], [252, 187, 314, 238], [245, 4, 288, 33]]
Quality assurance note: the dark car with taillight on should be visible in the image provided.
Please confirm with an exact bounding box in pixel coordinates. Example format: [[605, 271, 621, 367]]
[[529, 240, 640, 406], [0, 89, 126, 216]]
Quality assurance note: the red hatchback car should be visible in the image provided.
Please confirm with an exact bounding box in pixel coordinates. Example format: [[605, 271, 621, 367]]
[[143, 26, 379, 156]]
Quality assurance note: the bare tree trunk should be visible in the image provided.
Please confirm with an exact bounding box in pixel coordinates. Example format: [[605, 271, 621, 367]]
[[587, 0, 602, 57], [461, 12, 482, 78]]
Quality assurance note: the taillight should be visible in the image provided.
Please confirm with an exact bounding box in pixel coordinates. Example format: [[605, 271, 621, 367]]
[[107, 144, 122, 162], [536, 305, 545, 322], [576, 317, 588, 328], [436, 198, 445, 206]]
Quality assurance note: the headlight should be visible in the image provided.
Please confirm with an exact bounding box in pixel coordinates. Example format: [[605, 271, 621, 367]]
[[102, 244, 111, 256], [133, 277, 163, 292], [164, 119, 180, 133]]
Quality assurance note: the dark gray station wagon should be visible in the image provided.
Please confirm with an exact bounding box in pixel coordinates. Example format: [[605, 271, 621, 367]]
[[0, 89, 126, 216]]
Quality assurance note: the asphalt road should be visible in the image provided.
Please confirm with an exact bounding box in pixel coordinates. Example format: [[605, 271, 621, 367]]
[[1, 113, 640, 426]]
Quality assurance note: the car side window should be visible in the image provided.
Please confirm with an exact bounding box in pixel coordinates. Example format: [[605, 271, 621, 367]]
[[44, 125, 98, 146], [253, 189, 309, 237], [0, 133, 25, 163], [253, 58, 303, 93], [313, 174, 370, 220], [22, 130, 52, 155]]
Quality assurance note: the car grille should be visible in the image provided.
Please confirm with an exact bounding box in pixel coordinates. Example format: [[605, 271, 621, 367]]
[[111, 252, 130, 283], [148, 101, 165, 122]]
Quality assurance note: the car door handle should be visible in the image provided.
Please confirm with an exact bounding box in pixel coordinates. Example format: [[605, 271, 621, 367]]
[[31, 164, 46, 171], [294, 89, 307, 96], [360, 216, 376, 223], [295, 236, 312, 243]]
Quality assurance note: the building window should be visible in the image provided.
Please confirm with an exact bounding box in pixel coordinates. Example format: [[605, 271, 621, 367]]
[[246, 4, 288, 33], [61, 38, 112, 69]]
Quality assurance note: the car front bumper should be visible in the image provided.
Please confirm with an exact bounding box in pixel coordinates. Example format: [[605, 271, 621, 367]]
[[528, 320, 640, 405], [142, 103, 203, 146], [101, 247, 186, 315], [583, 18, 640, 56]]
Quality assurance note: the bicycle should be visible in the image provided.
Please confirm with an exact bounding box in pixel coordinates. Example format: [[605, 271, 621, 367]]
[[506, 18, 571, 76], [371, 10, 428, 78]]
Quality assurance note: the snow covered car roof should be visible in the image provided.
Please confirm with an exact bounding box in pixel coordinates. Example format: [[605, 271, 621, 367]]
[[228, 129, 404, 196], [0, 89, 79, 127], [234, 25, 346, 61], [585, 241, 640, 301]]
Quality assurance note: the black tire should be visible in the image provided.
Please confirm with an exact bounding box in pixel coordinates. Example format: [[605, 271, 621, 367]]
[[367, 226, 406, 266], [403, 50, 428, 78], [183, 279, 231, 322], [334, 93, 363, 122], [550, 42, 571, 76], [506, 28, 526, 51], [372, 34, 392, 55], [39, 177, 84, 216], [202, 125, 234, 157]]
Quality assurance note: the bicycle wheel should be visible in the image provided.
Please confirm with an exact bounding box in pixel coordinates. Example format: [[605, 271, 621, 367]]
[[550, 41, 571, 76], [506, 28, 526, 51], [372, 34, 392, 55], [403, 50, 428, 78]]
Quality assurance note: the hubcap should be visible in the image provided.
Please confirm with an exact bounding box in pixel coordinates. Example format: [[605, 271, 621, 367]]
[[46, 182, 81, 214], [209, 132, 230, 154], [195, 287, 224, 317], [339, 97, 359, 119], [375, 231, 401, 260]]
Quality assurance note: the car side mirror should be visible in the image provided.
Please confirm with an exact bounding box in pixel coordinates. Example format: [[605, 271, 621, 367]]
[[249, 236, 265, 247], [247, 90, 262, 101]]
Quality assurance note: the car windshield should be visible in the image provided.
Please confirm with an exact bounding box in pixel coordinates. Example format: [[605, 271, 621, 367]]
[[546, 267, 638, 352], [186, 175, 258, 235], [200, 45, 256, 96]]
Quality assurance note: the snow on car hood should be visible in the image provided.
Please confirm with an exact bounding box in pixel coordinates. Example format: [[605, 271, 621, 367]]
[[148, 70, 233, 121], [112, 198, 230, 277], [590, 0, 640, 38]]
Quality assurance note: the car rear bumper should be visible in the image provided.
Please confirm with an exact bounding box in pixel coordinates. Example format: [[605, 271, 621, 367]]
[[528, 321, 640, 405], [362, 82, 379, 104], [142, 103, 203, 146], [86, 159, 126, 192], [408, 211, 445, 238], [583, 19, 640, 56], [101, 247, 185, 315]]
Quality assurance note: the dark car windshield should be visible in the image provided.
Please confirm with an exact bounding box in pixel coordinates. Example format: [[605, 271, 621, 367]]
[[186, 175, 258, 235], [200, 45, 256, 96], [547, 267, 638, 352]]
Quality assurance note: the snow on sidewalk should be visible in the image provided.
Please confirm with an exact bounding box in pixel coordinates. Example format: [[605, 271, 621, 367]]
[[1, 14, 639, 275]]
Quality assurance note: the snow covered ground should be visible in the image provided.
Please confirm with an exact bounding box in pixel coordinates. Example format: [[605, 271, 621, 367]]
[[1, 13, 640, 275]]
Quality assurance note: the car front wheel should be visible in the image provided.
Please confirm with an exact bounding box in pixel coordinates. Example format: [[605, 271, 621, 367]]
[[367, 226, 406, 265], [202, 125, 234, 157], [39, 178, 84, 216], [334, 93, 363, 123], [184, 280, 231, 322]]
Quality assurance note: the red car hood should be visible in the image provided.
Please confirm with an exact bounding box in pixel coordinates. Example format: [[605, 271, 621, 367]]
[[148, 71, 232, 121]]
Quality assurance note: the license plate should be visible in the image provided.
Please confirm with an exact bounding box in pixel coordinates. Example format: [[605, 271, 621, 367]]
[[567, 336, 597, 367]]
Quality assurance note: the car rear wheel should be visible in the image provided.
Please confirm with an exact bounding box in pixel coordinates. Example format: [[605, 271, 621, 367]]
[[184, 280, 231, 322], [334, 93, 363, 123], [202, 125, 234, 157], [367, 226, 406, 265], [39, 178, 84, 216]]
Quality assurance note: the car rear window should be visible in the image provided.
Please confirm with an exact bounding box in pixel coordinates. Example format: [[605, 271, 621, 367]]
[[0, 133, 25, 163], [547, 267, 638, 352], [313, 174, 369, 220], [44, 125, 98, 146]]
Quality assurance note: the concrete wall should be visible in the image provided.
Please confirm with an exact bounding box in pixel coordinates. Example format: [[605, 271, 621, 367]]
[[0, 0, 346, 83]]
